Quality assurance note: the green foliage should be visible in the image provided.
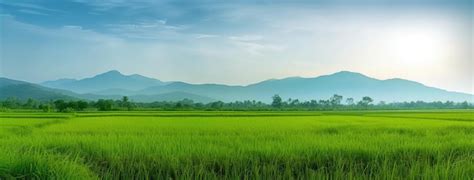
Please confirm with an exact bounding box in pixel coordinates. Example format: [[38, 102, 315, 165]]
[[1, 97, 21, 109], [209, 101, 224, 109], [271, 94, 283, 108], [0, 111, 472, 179], [346, 97, 354, 106], [330, 94, 343, 107], [0, 94, 472, 112], [53, 100, 89, 112], [53, 100, 67, 112], [119, 96, 133, 111], [77, 101, 88, 111], [358, 96, 374, 107], [39, 104, 52, 112], [96, 99, 114, 111], [24, 98, 38, 109]]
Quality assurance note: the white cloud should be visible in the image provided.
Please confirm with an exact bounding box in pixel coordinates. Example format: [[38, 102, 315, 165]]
[[2, 15, 123, 46], [104, 20, 186, 40], [72, 0, 159, 11], [230, 41, 284, 55], [62, 25, 83, 30], [157, 19, 167, 25], [18, 9, 48, 16], [195, 34, 219, 39], [2, 2, 65, 13], [229, 35, 263, 41], [227, 35, 284, 55]]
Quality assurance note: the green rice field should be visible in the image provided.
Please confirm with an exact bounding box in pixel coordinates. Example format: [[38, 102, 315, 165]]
[[0, 110, 473, 179]]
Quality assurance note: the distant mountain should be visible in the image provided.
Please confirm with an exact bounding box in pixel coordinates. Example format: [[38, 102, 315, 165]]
[[42, 78, 77, 87], [41, 70, 166, 93], [139, 71, 473, 103], [139, 82, 244, 100], [90, 88, 137, 96], [0, 77, 213, 103], [0, 78, 76, 101], [70, 91, 214, 103], [8, 70, 474, 103], [129, 92, 215, 103], [242, 71, 473, 102]]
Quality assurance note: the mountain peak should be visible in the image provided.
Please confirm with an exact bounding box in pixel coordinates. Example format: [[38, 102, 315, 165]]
[[323, 71, 374, 80], [331, 71, 365, 76], [41, 70, 166, 93], [103, 70, 122, 75], [95, 70, 124, 77]]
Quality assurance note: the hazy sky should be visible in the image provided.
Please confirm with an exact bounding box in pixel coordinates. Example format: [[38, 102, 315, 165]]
[[0, 0, 472, 94]]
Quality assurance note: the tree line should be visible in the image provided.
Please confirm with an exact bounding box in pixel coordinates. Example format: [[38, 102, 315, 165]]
[[0, 96, 134, 112], [0, 94, 472, 112]]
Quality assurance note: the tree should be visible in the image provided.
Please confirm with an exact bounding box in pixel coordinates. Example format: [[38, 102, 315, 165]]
[[121, 96, 133, 110], [179, 99, 194, 108], [460, 101, 469, 109], [77, 100, 88, 111], [175, 102, 183, 109], [362, 96, 373, 105], [39, 104, 52, 112], [345, 98, 354, 106], [309, 100, 318, 108], [330, 94, 343, 107], [3, 97, 20, 109], [210, 101, 224, 109], [96, 99, 114, 111], [271, 94, 283, 108], [122, 96, 129, 104], [24, 98, 38, 109], [54, 100, 67, 112], [289, 99, 300, 106], [357, 96, 373, 108], [67, 101, 79, 110], [318, 100, 330, 109], [378, 101, 386, 106]]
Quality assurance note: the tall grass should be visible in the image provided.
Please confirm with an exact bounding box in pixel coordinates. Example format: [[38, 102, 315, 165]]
[[0, 111, 473, 179]]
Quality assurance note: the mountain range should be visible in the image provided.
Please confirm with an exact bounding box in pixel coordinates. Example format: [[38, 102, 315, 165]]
[[0, 70, 472, 103], [42, 70, 167, 93]]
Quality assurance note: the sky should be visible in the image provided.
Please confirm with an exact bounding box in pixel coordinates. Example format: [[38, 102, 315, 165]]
[[0, 0, 473, 94]]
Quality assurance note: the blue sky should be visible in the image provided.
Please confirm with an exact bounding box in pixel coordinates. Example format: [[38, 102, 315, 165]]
[[0, 0, 472, 94]]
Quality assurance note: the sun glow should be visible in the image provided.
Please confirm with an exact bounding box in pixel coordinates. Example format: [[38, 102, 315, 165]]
[[384, 26, 449, 66]]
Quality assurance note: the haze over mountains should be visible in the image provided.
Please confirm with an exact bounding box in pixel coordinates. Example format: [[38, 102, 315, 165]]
[[1, 70, 472, 103], [42, 70, 167, 93]]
